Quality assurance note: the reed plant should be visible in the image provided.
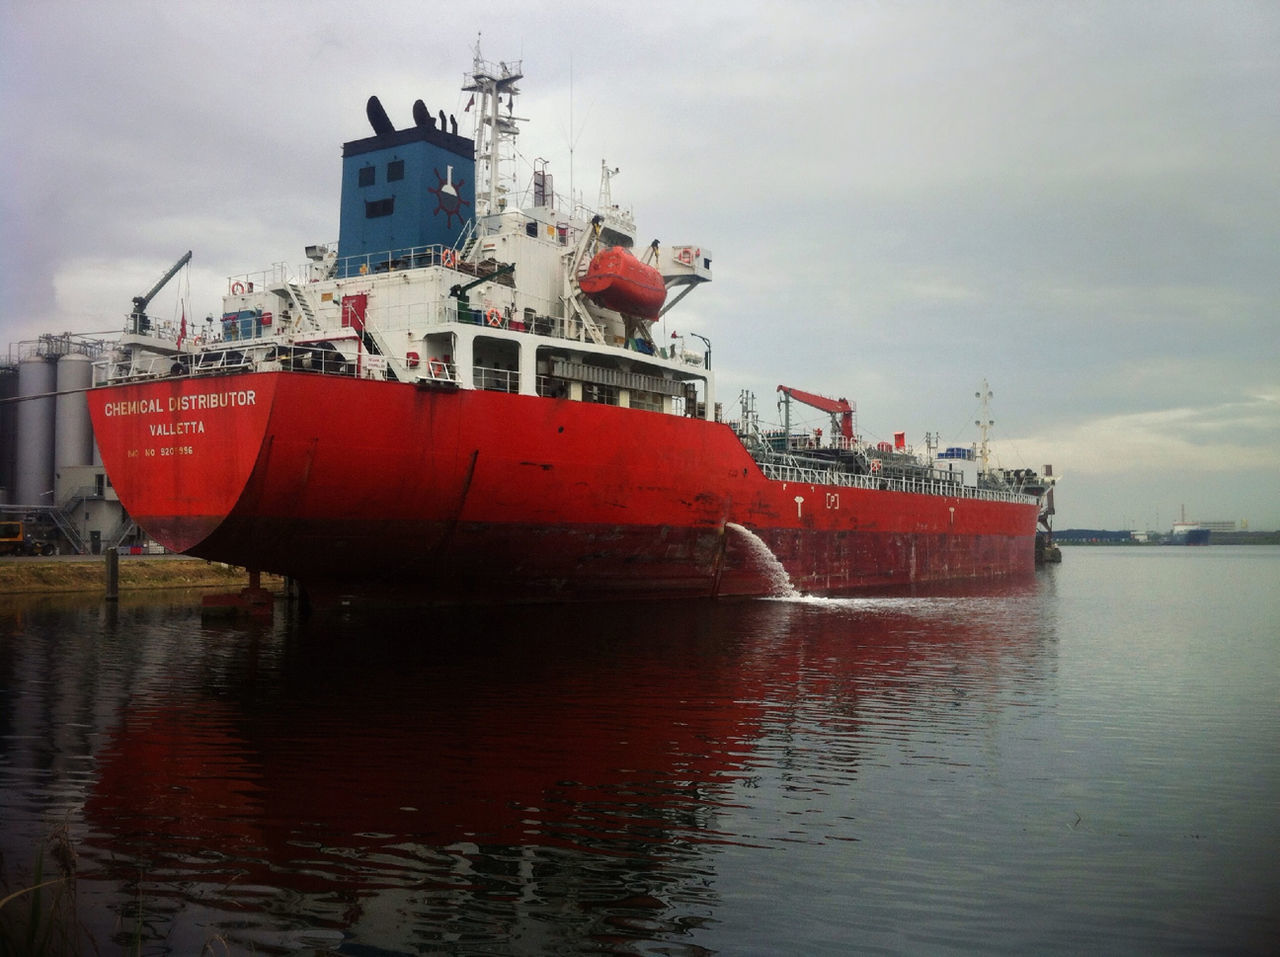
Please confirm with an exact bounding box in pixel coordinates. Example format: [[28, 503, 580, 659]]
[[0, 821, 85, 956], [2, 823, 234, 956]]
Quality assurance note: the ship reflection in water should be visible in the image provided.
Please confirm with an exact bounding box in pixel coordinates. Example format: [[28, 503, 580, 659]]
[[7, 557, 1274, 955], [2, 579, 1047, 953]]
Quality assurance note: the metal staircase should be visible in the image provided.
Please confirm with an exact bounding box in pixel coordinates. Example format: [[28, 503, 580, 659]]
[[0, 502, 92, 555], [455, 219, 477, 262], [47, 507, 89, 555], [104, 516, 139, 550], [568, 296, 609, 346], [284, 281, 319, 331]]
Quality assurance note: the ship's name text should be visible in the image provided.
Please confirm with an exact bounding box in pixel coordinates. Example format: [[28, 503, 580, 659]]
[[102, 389, 257, 417]]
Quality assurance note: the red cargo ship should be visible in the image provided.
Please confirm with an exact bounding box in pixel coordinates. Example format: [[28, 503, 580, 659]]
[[88, 49, 1056, 602]]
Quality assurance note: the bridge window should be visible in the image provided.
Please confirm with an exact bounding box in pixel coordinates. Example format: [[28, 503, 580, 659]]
[[365, 198, 395, 218], [585, 383, 619, 406], [387, 159, 404, 182], [358, 166, 376, 187], [630, 391, 664, 412]]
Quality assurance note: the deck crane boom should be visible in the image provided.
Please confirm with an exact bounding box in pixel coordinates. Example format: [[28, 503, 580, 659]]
[[447, 261, 516, 319], [130, 250, 193, 335], [776, 384, 856, 448]]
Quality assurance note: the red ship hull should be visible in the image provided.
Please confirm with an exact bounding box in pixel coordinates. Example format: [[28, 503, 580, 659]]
[[88, 372, 1039, 600]]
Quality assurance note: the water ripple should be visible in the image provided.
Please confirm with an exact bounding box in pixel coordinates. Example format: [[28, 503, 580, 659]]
[[1, 554, 1277, 953]]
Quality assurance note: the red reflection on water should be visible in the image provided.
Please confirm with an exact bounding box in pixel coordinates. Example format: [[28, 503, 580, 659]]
[[77, 582, 1045, 944], [84, 604, 780, 885]]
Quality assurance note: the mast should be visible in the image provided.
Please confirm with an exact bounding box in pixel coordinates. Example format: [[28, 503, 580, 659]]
[[463, 41, 525, 217], [975, 379, 994, 476], [924, 431, 938, 464], [599, 161, 618, 209]]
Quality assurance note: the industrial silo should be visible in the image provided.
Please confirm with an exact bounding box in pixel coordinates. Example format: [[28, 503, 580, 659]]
[[15, 356, 56, 505], [0, 364, 17, 504], [55, 352, 95, 473]]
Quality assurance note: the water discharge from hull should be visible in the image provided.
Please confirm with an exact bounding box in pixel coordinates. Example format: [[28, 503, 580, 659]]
[[725, 522, 799, 598]]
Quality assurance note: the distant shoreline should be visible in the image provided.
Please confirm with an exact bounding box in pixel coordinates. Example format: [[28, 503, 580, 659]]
[[0, 555, 285, 595], [1056, 531, 1280, 546]]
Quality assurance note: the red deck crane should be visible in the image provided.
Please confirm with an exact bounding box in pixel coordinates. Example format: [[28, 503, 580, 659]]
[[776, 385, 856, 447]]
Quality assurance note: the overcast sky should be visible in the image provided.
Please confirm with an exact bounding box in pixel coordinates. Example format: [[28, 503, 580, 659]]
[[3, 0, 1277, 531]]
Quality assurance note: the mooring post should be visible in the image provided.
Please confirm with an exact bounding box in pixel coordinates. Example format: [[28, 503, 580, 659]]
[[105, 546, 119, 601]]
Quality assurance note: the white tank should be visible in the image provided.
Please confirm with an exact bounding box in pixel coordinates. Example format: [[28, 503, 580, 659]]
[[55, 353, 95, 474], [15, 357, 56, 505]]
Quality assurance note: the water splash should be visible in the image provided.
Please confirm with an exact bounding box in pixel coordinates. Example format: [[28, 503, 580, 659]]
[[725, 522, 800, 598]]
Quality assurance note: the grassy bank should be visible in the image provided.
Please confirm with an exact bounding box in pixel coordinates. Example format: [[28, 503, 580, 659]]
[[0, 556, 284, 595]]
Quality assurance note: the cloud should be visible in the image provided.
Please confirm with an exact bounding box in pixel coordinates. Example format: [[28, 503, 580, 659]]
[[1005, 393, 1280, 477], [2, 0, 1279, 529]]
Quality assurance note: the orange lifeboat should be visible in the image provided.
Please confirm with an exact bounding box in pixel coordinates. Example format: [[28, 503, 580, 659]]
[[579, 246, 667, 320]]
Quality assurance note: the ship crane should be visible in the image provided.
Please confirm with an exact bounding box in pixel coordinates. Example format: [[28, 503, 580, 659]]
[[776, 384, 856, 449], [447, 262, 516, 317], [129, 250, 192, 336]]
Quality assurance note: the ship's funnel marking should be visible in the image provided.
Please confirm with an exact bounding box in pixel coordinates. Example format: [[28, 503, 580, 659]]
[[339, 98, 476, 274]]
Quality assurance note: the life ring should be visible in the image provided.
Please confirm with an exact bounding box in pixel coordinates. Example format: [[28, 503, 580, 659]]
[[441, 248, 458, 268], [231, 281, 246, 294], [485, 309, 503, 328], [428, 358, 447, 378]]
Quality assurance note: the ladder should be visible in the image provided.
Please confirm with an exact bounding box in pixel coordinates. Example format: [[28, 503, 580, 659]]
[[285, 281, 318, 331], [568, 296, 608, 346], [46, 506, 90, 555], [104, 515, 138, 550]]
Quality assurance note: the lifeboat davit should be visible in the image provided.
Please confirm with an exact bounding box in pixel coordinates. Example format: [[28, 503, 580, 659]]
[[579, 246, 667, 320]]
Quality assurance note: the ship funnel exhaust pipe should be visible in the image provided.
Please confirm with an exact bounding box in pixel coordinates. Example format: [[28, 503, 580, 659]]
[[366, 95, 395, 135], [412, 99, 435, 128]]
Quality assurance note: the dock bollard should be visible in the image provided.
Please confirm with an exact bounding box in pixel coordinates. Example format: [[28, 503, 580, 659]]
[[105, 547, 119, 601]]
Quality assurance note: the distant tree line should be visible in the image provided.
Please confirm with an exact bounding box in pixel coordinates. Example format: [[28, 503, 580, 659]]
[[1055, 529, 1135, 543]]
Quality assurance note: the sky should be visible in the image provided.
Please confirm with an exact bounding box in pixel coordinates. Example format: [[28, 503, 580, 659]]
[[2, 0, 1278, 531]]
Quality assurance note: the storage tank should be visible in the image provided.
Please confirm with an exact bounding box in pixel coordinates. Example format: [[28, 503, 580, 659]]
[[55, 352, 95, 473], [0, 365, 17, 503], [15, 356, 56, 505]]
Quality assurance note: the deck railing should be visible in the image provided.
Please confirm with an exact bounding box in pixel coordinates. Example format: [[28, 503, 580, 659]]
[[756, 460, 1035, 504]]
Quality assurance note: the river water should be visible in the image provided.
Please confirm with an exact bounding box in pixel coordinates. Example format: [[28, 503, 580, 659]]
[[1, 547, 1277, 955]]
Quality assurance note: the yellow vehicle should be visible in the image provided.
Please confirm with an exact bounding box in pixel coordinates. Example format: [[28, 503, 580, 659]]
[[0, 520, 56, 556]]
